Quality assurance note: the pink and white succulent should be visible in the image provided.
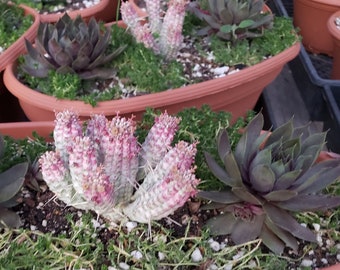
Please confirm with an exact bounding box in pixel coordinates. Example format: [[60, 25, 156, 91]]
[[39, 110, 199, 224], [120, 0, 188, 60]]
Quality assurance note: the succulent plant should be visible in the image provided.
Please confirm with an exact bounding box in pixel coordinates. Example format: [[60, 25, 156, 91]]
[[188, 0, 274, 42], [21, 13, 126, 80], [199, 112, 340, 254], [120, 0, 188, 60], [39, 110, 199, 224], [0, 134, 28, 228]]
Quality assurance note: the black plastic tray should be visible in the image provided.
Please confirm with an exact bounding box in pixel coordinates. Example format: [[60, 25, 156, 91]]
[[264, 0, 340, 152]]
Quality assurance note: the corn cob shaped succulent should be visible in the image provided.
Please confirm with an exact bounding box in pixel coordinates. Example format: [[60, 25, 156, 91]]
[[120, 0, 188, 60], [39, 110, 199, 224]]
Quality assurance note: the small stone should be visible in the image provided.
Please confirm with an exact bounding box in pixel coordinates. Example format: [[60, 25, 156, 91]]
[[209, 240, 221, 252], [313, 223, 320, 231], [300, 259, 313, 267], [118, 262, 130, 270], [208, 264, 218, 270], [91, 219, 101, 228], [191, 248, 203, 262], [125, 221, 137, 233], [222, 263, 233, 270], [30, 225, 37, 231], [131, 250, 143, 260], [42, 220, 47, 227], [321, 258, 328, 265], [158, 252, 165, 261]]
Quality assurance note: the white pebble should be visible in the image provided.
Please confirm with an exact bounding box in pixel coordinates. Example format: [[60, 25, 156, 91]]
[[125, 221, 137, 233], [321, 258, 328, 265], [42, 220, 47, 227], [212, 66, 229, 76], [191, 248, 203, 262], [30, 225, 37, 231], [131, 250, 143, 260], [336, 254, 340, 261], [91, 219, 101, 228], [158, 252, 165, 261], [222, 263, 233, 270], [300, 259, 313, 267], [313, 223, 320, 231], [208, 264, 218, 270], [118, 262, 130, 270], [209, 240, 221, 252], [232, 251, 244, 260], [316, 233, 323, 244]]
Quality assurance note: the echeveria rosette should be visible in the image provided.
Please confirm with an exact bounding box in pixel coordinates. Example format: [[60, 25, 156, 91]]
[[39, 110, 200, 224], [22, 13, 126, 80], [200, 113, 340, 254]]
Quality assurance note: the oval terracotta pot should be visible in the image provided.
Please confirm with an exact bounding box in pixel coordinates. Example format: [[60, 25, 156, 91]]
[[293, 0, 340, 56], [327, 10, 340, 80], [0, 4, 40, 72], [0, 121, 54, 141], [39, 0, 119, 23], [3, 40, 300, 123]]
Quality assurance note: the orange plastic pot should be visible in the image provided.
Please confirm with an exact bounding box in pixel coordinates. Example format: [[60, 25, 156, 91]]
[[39, 0, 119, 23], [0, 4, 40, 72]]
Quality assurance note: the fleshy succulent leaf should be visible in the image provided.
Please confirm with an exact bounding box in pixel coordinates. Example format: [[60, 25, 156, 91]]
[[0, 162, 28, 203], [231, 213, 265, 244], [250, 164, 275, 193], [232, 187, 263, 205], [206, 212, 238, 235], [262, 190, 297, 202], [263, 203, 316, 242], [198, 190, 242, 204], [292, 160, 340, 193], [260, 223, 285, 255], [264, 218, 299, 252], [204, 152, 240, 187], [0, 207, 22, 228], [276, 194, 340, 212]]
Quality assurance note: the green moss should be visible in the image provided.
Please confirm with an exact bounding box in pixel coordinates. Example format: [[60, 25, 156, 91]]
[[18, 14, 298, 106], [0, 3, 33, 51]]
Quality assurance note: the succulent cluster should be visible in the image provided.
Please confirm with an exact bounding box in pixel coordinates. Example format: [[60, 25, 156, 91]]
[[200, 113, 340, 254], [21, 13, 126, 80], [39, 111, 199, 224], [120, 0, 188, 60], [0, 134, 28, 228], [188, 0, 274, 43]]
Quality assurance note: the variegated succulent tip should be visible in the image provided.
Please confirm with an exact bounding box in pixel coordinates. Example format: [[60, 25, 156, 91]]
[[39, 110, 199, 224], [120, 0, 188, 60]]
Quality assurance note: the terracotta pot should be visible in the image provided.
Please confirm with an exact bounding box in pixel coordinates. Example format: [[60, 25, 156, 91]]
[[320, 264, 340, 270], [3, 39, 300, 122], [327, 10, 340, 79], [0, 4, 40, 72], [0, 121, 54, 141], [39, 0, 119, 23], [293, 0, 340, 56]]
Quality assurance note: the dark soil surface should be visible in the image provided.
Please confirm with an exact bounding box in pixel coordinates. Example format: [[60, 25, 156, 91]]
[[12, 180, 340, 269]]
